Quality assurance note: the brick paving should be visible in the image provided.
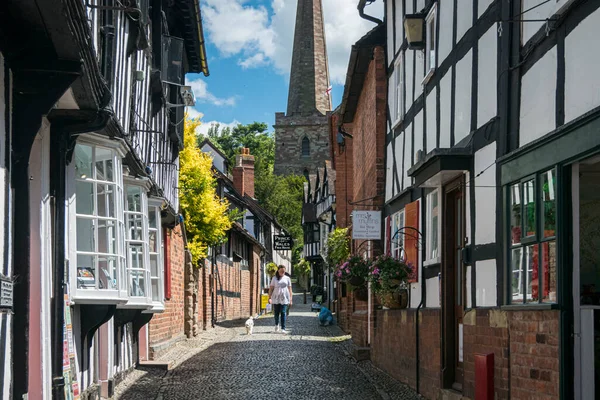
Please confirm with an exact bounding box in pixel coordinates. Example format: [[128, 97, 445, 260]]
[[115, 289, 423, 400]]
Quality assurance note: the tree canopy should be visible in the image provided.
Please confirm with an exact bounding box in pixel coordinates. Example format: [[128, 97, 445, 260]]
[[180, 117, 233, 263]]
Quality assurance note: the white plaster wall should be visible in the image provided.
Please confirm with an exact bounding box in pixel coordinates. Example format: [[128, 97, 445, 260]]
[[405, 50, 415, 107], [565, 8, 600, 124], [386, 144, 393, 201], [387, 0, 394, 67], [521, 0, 555, 44], [426, 90, 436, 152], [478, 0, 493, 18], [426, 276, 440, 307], [201, 144, 227, 174], [416, 0, 425, 12], [388, 70, 395, 126], [474, 143, 496, 245], [439, 0, 454, 63], [477, 26, 497, 127], [395, 134, 403, 193], [456, 0, 472, 43], [414, 110, 424, 157], [466, 265, 472, 308], [475, 259, 497, 306], [440, 73, 452, 148], [454, 50, 472, 144], [520, 47, 556, 147], [403, 127, 413, 190], [465, 171, 471, 244], [415, 49, 424, 86], [405, 0, 413, 14], [394, 0, 403, 56]]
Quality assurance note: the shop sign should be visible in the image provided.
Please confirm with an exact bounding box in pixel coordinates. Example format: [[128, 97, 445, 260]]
[[274, 235, 293, 250], [352, 211, 382, 240]]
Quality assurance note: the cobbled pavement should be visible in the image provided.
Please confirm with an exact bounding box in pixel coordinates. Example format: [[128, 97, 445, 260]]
[[115, 289, 423, 400]]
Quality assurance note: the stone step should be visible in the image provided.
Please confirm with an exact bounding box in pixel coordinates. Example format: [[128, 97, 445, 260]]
[[439, 388, 470, 400], [138, 360, 173, 371]]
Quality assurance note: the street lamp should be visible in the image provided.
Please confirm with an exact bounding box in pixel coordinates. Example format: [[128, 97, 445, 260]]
[[404, 14, 426, 50]]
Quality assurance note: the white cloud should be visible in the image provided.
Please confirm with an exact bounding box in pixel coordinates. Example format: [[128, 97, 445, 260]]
[[196, 120, 241, 137], [201, 0, 383, 85], [186, 77, 237, 106]]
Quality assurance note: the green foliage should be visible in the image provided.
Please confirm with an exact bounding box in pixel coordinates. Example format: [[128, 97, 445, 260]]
[[294, 258, 311, 277], [180, 116, 233, 264], [266, 262, 278, 278], [368, 255, 412, 295], [334, 256, 371, 282], [326, 228, 350, 268]]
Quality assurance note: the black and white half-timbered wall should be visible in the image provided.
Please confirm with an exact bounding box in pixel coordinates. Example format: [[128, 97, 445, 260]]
[[373, 0, 600, 398], [0, 0, 208, 398]]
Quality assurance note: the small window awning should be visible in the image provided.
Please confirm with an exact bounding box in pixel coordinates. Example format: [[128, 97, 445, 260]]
[[407, 148, 472, 188]]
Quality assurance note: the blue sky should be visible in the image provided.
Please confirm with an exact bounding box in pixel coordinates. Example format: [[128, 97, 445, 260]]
[[186, 0, 383, 135]]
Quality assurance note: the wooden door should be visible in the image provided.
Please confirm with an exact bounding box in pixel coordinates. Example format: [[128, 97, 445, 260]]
[[442, 180, 465, 391]]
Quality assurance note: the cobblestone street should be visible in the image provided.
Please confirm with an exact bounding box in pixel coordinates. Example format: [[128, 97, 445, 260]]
[[116, 290, 422, 400]]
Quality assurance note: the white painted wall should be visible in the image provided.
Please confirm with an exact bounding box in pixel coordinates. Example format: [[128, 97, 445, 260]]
[[438, 0, 453, 62], [394, 134, 403, 193], [465, 171, 471, 244], [521, 0, 555, 44], [440, 73, 452, 148], [477, 26, 497, 127], [479, 0, 493, 18], [466, 265, 472, 308], [202, 143, 228, 174], [565, 8, 600, 124], [475, 259, 497, 306], [405, 50, 415, 107], [394, 0, 403, 56], [386, 145, 393, 201], [520, 47, 557, 147], [386, 0, 394, 67], [474, 143, 496, 245], [426, 276, 440, 308], [454, 50, 472, 144], [426, 91, 436, 152], [415, 50, 424, 86], [456, 0, 472, 44], [414, 110, 423, 158]]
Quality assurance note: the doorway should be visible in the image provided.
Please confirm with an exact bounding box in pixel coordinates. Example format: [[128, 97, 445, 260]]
[[442, 178, 466, 392], [572, 157, 600, 399]]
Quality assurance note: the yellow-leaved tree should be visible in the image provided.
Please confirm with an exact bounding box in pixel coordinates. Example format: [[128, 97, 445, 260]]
[[179, 116, 232, 264]]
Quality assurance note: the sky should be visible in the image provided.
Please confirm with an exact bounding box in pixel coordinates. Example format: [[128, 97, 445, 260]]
[[187, 0, 384, 136]]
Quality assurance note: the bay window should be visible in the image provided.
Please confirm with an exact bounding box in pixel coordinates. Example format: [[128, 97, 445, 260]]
[[508, 169, 557, 304], [70, 141, 126, 302], [148, 199, 165, 310]]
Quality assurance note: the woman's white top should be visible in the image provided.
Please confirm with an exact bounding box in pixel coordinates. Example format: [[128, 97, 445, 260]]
[[270, 275, 292, 305]]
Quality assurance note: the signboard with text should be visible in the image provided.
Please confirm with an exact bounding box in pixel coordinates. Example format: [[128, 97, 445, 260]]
[[273, 235, 293, 250], [0, 277, 13, 309], [352, 211, 382, 240]]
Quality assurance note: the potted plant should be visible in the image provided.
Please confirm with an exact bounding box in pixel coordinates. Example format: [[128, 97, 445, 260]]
[[266, 262, 278, 278], [368, 255, 413, 309], [335, 256, 371, 289]]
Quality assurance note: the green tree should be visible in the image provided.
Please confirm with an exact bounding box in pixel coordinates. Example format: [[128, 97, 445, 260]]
[[180, 117, 234, 263]]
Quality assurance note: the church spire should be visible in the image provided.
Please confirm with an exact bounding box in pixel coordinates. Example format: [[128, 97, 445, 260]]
[[286, 0, 332, 116]]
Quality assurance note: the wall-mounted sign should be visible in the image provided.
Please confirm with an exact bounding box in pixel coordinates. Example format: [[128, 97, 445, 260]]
[[352, 210, 382, 240], [0, 276, 13, 309], [274, 235, 293, 250]]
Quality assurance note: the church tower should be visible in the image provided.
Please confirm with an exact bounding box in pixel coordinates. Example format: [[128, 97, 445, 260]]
[[273, 0, 332, 176]]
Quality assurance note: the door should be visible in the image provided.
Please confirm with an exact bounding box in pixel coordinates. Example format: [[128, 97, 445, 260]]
[[573, 159, 600, 400], [443, 180, 465, 391]]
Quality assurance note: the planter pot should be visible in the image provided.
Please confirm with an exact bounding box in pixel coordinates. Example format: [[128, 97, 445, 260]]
[[353, 285, 369, 301], [378, 289, 409, 309], [348, 276, 365, 287]]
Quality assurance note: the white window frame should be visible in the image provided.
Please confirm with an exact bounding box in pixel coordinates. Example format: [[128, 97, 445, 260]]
[[424, 189, 441, 266], [122, 179, 153, 308], [424, 3, 437, 84], [146, 199, 165, 312], [390, 210, 405, 260], [392, 54, 404, 127], [68, 137, 127, 304]]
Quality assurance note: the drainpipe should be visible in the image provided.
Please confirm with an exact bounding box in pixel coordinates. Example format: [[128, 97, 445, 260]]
[[415, 278, 425, 394], [357, 0, 383, 25]]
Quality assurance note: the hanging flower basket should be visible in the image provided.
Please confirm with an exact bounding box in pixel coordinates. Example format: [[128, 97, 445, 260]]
[[348, 276, 365, 287], [354, 285, 369, 301], [378, 289, 409, 309]]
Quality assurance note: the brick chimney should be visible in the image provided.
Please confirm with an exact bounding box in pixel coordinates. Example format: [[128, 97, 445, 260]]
[[233, 148, 255, 198]]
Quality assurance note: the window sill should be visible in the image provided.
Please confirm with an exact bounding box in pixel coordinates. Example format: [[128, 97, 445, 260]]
[[421, 68, 435, 86], [423, 257, 440, 267], [71, 291, 127, 305], [143, 303, 166, 314], [118, 299, 153, 309], [500, 303, 559, 311]]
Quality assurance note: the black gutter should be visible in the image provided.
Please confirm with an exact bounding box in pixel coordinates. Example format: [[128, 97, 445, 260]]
[[49, 110, 111, 400], [358, 0, 383, 25]]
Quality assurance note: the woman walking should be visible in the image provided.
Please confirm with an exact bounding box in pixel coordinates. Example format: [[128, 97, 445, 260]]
[[268, 265, 293, 333]]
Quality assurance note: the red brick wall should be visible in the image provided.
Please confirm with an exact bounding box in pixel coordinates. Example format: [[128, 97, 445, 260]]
[[508, 310, 560, 399], [331, 110, 353, 229], [418, 310, 441, 399], [148, 225, 186, 357]]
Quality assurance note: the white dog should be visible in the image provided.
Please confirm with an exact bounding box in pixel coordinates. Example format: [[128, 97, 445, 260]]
[[245, 316, 255, 335]]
